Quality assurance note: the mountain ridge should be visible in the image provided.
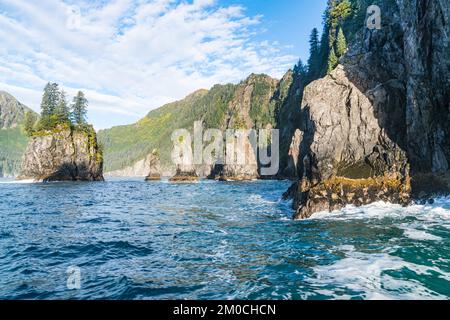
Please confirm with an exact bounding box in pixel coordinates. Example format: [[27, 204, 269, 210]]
[[0, 92, 39, 177], [98, 72, 302, 175]]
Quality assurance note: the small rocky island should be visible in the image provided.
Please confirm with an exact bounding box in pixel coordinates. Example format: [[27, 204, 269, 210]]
[[18, 84, 104, 182], [145, 150, 162, 181], [19, 125, 104, 182]]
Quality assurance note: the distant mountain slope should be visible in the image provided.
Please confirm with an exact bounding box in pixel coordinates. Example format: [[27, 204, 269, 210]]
[[98, 72, 303, 174], [0, 91, 38, 177], [0, 91, 35, 129]]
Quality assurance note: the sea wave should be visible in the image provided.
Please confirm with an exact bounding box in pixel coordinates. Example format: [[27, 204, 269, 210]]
[[308, 245, 450, 300], [309, 197, 450, 223], [0, 179, 35, 184]]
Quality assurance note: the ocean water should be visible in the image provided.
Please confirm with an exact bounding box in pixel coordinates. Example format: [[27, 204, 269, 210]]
[[0, 178, 448, 300]]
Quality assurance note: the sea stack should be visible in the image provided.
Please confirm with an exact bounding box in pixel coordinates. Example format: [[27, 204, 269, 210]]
[[145, 150, 162, 181], [284, 0, 449, 219], [169, 136, 199, 182], [19, 124, 104, 182], [209, 131, 259, 181]]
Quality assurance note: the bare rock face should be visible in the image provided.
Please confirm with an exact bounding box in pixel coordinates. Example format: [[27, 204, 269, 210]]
[[145, 151, 162, 181], [209, 131, 259, 181], [283, 129, 303, 179], [19, 126, 104, 182], [286, 0, 449, 219], [169, 138, 199, 182], [106, 151, 161, 178], [209, 74, 280, 181]]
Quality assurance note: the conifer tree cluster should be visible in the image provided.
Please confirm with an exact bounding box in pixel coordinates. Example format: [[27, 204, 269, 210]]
[[26, 82, 89, 136], [298, 0, 357, 83]]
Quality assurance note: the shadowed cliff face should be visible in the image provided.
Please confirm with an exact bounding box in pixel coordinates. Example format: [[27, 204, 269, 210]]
[[19, 127, 104, 182], [286, 0, 449, 219]]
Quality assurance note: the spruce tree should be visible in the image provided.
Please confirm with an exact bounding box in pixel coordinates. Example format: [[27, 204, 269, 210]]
[[336, 27, 347, 57], [40, 83, 52, 119], [294, 59, 308, 79], [24, 111, 37, 136], [318, 22, 331, 77], [39, 82, 60, 129], [327, 47, 338, 74], [55, 90, 70, 123], [329, 0, 352, 29], [307, 28, 321, 81], [71, 91, 88, 126]]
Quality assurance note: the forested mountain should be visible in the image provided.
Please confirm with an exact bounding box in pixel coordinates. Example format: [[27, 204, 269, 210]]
[[0, 92, 38, 177], [98, 72, 306, 174]]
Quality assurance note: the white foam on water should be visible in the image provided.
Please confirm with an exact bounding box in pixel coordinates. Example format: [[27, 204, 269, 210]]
[[0, 179, 35, 184], [247, 194, 277, 205], [308, 246, 449, 300], [401, 227, 443, 241], [309, 197, 450, 226]]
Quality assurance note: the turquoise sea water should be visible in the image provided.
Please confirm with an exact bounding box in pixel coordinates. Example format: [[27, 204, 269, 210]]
[[0, 178, 448, 300]]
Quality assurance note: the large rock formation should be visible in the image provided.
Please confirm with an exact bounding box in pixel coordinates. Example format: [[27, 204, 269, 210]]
[[19, 126, 104, 182], [99, 72, 302, 179], [208, 74, 291, 180], [285, 0, 449, 219], [169, 136, 199, 182], [145, 150, 162, 181], [208, 130, 259, 181], [105, 151, 162, 178]]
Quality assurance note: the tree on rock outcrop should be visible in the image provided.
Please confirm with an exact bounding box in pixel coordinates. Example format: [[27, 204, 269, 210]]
[[39, 82, 60, 129], [294, 59, 308, 79], [24, 111, 37, 136], [336, 27, 347, 57], [71, 91, 88, 126], [327, 47, 338, 74], [329, 0, 352, 29], [35, 83, 90, 133], [307, 28, 321, 81], [55, 90, 71, 124]]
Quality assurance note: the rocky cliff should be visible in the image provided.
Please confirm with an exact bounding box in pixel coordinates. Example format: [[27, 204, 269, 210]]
[[145, 150, 162, 181], [19, 126, 104, 182], [285, 0, 449, 219], [100, 73, 301, 179], [105, 151, 163, 178], [208, 74, 278, 180]]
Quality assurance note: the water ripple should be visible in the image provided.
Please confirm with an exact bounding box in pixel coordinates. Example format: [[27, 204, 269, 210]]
[[0, 178, 448, 299]]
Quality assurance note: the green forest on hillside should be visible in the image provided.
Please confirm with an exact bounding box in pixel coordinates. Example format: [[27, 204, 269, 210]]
[[98, 74, 285, 172], [0, 127, 28, 177]]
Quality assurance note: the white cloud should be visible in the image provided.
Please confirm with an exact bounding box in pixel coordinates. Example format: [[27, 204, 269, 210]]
[[0, 0, 296, 129]]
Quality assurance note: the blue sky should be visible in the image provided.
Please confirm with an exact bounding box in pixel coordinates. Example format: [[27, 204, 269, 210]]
[[0, 0, 327, 129]]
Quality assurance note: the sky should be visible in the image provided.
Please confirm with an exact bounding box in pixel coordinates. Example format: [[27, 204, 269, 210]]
[[0, 0, 327, 130]]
